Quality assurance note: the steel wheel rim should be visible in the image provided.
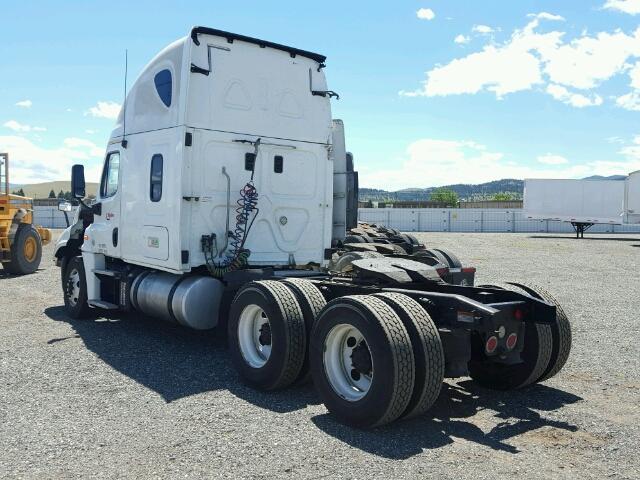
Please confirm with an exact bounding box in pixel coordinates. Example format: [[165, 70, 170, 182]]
[[23, 237, 37, 262], [238, 305, 272, 368], [323, 324, 373, 402], [66, 268, 81, 307]]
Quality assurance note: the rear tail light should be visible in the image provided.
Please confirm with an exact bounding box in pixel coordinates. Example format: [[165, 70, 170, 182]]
[[436, 267, 449, 277], [485, 336, 498, 354], [506, 333, 518, 350], [461, 267, 476, 274]]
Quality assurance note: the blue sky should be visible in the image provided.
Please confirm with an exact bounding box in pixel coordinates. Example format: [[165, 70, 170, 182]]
[[1, 0, 639, 190]]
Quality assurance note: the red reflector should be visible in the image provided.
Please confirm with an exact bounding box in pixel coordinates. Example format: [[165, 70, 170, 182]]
[[461, 267, 476, 273], [436, 267, 449, 277], [514, 309, 524, 321], [485, 336, 498, 354], [506, 333, 518, 350]]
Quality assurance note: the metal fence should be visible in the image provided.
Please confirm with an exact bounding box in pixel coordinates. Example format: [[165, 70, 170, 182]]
[[32, 206, 640, 233], [33, 206, 77, 229], [358, 208, 640, 233]]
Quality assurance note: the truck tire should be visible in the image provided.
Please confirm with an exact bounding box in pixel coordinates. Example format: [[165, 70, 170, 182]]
[[331, 251, 384, 273], [505, 283, 572, 383], [62, 256, 92, 319], [5, 224, 42, 275], [373, 292, 444, 419], [228, 280, 306, 390], [468, 283, 553, 390], [279, 278, 327, 383], [420, 248, 462, 268], [432, 248, 462, 268], [344, 234, 367, 244], [310, 295, 415, 428]]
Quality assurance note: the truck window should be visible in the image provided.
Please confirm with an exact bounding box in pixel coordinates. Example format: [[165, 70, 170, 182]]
[[100, 152, 120, 198], [150, 154, 163, 202], [154, 69, 172, 107]]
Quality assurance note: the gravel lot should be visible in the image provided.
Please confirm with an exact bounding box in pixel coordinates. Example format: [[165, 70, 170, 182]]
[[1, 231, 639, 479]]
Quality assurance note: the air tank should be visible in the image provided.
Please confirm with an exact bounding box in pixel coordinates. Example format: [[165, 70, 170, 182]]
[[130, 272, 224, 330]]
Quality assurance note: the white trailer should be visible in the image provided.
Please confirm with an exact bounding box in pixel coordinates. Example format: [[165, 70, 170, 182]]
[[523, 178, 626, 237], [53, 27, 572, 428], [624, 171, 640, 225]]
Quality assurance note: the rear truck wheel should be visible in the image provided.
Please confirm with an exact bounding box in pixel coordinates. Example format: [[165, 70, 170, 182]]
[[5, 224, 42, 274], [310, 295, 415, 428], [468, 283, 553, 390], [431, 248, 462, 268], [505, 283, 572, 383], [279, 278, 327, 383], [419, 248, 462, 268], [330, 251, 384, 273], [343, 234, 367, 244], [373, 292, 444, 419], [62, 256, 92, 319], [228, 280, 306, 390]]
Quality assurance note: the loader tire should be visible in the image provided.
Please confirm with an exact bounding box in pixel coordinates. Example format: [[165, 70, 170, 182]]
[[228, 281, 306, 390], [62, 256, 92, 319], [373, 292, 444, 419], [310, 295, 415, 428], [468, 282, 553, 390], [505, 283, 572, 383], [5, 224, 42, 275], [279, 278, 327, 383]]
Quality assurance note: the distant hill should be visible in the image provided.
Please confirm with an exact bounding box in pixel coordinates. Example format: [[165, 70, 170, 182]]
[[359, 174, 631, 202], [582, 175, 627, 181], [10, 181, 99, 199], [360, 179, 524, 202]]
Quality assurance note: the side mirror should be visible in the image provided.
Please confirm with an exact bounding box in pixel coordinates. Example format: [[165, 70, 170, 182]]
[[71, 164, 86, 199], [58, 202, 72, 212]]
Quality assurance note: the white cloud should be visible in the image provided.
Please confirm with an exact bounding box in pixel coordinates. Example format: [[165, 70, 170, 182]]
[[3, 120, 46, 132], [15, 100, 32, 108], [528, 12, 565, 21], [63, 137, 105, 158], [401, 12, 640, 108], [402, 15, 565, 98], [546, 84, 603, 107], [86, 101, 121, 120], [616, 90, 640, 110], [472, 25, 495, 34], [454, 34, 470, 44], [603, 0, 640, 15], [0, 135, 103, 183], [416, 8, 435, 21], [538, 153, 569, 165], [85, 129, 96, 134], [359, 138, 640, 190]]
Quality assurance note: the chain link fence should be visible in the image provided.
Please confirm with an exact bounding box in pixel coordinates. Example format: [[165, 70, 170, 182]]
[[33, 206, 78, 229]]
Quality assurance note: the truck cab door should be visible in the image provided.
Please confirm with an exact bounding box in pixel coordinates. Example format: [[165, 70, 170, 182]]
[[88, 150, 122, 258]]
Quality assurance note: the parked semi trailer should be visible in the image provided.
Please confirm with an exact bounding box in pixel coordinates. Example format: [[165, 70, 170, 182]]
[[523, 174, 640, 237], [54, 28, 572, 428]]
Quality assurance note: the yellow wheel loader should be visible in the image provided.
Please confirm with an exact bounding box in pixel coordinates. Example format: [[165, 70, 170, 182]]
[[0, 153, 51, 274]]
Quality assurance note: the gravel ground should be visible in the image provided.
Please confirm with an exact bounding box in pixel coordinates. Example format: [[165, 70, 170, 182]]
[[1, 231, 639, 479]]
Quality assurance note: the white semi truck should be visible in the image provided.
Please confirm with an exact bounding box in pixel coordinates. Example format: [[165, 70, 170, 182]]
[[55, 27, 571, 428]]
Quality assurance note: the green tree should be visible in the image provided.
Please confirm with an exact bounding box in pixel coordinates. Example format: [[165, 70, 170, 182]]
[[57, 190, 65, 199], [48, 189, 56, 198], [490, 192, 516, 201], [430, 188, 459, 206], [12, 188, 25, 196]]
